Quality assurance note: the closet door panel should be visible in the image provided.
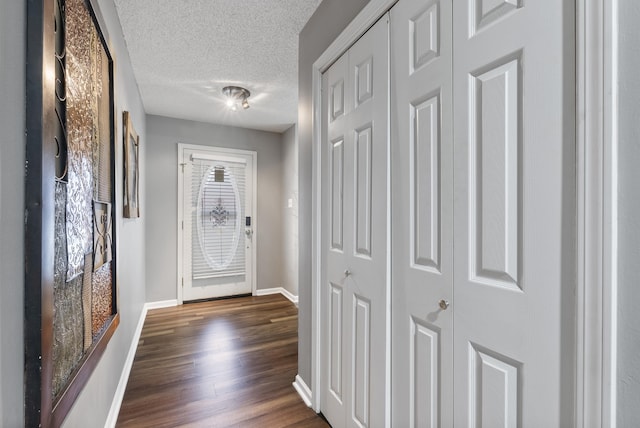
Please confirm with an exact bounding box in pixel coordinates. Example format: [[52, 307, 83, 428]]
[[322, 54, 351, 427], [411, 94, 441, 271], [410, 317, 441, 427], [355, 126, 373, 256], [353, 295, 371, 427], [470, 58, 520, 289], [330, 137, 345, 251], [391, 0, 454, 426], [329, 282, 344, 401], [322, 14, 389, 428], [453, 0, 575, 426], [345, 16, 389, 427]]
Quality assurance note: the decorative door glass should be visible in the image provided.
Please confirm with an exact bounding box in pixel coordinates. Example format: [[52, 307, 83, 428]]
[[192, 160, 246, 280]]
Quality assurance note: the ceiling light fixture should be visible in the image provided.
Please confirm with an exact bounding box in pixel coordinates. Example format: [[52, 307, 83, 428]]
[[222, 86, 250, 111]]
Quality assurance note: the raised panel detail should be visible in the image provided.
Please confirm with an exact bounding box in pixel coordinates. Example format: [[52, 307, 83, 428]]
[[410, 318, 440, 428], [470, 57, 520, 290], [410, 3, 439, 73], [469, 343, 521, 428], [411, 94, 440, 272], [329, 283, 343, 401], [331, 79, 345, 121], [355, 126, 372, 257], [356, 57, 373, 106], [471, 0, 523, 36], [352, 295, 371, 427], [331, 138, 344, 251]]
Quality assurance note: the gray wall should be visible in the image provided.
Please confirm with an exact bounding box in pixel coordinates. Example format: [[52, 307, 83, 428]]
[[0, 1, 26, 425], [145, 115, 284, 302], [617, 0, 640, 424], [281, 125, 299, 296], [297, 0, 370, 386], [0, 0, 147, 426], [62, 0, 148, 425]]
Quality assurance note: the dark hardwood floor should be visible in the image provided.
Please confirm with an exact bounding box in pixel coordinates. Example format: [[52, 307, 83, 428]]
[[116, 294, 329, 427]]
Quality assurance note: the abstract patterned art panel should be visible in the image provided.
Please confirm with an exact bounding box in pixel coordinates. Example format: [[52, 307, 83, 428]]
[[52, 0, 117, 394], [92, 262, 113, 337], [52, 182, 84, 397], [24, 0, 119, 423], [65, 0, 101, 281]]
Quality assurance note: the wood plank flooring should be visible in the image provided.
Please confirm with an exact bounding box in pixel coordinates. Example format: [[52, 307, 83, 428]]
[[116, 294, 329, 427]]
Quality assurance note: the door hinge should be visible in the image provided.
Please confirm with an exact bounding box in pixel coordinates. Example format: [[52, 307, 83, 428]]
[[182, 220, 184, 230], [182, 278, 184, 287]]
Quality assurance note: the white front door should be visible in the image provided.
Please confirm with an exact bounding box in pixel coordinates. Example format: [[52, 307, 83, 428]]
[[179, 146, 256, 302], [452, 0, 575, 426], [390, 0, 454, 426], [321, 13, 389, 428]]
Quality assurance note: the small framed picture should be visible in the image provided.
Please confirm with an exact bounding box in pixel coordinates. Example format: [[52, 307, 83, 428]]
[[123, 111, 140, 218]]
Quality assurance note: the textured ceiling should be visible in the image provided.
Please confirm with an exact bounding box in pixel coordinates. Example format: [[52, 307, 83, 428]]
[[113, 0, 322, 133]]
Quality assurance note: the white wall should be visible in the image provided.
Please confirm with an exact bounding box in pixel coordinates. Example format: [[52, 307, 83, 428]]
[[0, 0, 147, 426], [145, 114, 285, 302], [281, 125, 299, 296], [297, 0, 371, 387], [617, 0, 640, 424]]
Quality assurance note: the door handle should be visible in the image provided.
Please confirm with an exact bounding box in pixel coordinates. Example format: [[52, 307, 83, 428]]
[[344, 269, 352, 278], [439, 299, 449, 310]]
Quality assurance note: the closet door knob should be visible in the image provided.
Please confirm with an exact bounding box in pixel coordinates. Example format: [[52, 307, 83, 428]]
[[439, 299, 449, 310], [344, 269, 352, 278]]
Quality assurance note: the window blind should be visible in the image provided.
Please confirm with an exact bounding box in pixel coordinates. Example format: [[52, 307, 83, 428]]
[[191, 160, 246, 280]]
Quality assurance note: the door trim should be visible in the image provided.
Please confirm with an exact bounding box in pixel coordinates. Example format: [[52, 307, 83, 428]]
[[310, 0, 617, 426], [310, 0, 397, 422], [575, 0, 618, 426], [176, 143, 258, 304]]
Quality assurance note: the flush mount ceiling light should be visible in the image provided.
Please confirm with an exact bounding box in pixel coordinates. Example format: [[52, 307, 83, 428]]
[[222, 86, 250, 111]]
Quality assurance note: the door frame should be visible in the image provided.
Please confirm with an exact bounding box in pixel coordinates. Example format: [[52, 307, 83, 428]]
[[308, 0, 618, 426], [176, 143, 258, 304], [575, 0, 618, 425]]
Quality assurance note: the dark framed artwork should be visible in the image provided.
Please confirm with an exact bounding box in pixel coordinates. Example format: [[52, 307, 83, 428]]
[[123, 111, 140, 218], [25, 0, 119, 426]]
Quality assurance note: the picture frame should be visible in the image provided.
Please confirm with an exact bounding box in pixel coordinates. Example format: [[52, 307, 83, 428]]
[[123, 111, 140, 218], [25, 0, 119, 426]]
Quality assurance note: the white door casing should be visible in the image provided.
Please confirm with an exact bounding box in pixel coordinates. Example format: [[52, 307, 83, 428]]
[[177, 144, 257, 303], [452, 0, 575, 426], [321, 14, 389, 428], [575, 0, 619, 425], [390, 0, 454, 426]]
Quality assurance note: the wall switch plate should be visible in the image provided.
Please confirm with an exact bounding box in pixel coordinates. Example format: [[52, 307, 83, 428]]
[[288, 198, 293, 208]]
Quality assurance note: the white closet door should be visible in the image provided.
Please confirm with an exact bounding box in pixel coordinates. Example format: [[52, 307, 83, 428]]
[[452, 1, 575, 426], [321, 14, 389, 428], [390, 0, 453, 426]]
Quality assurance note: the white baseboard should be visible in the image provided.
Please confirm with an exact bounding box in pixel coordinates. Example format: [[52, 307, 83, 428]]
[[104, 305, 147, 428], [255, 287, 299, 304], [104, 300, 178, 428], [145, 299, 178, 310], [292, 374, 313, 407]]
